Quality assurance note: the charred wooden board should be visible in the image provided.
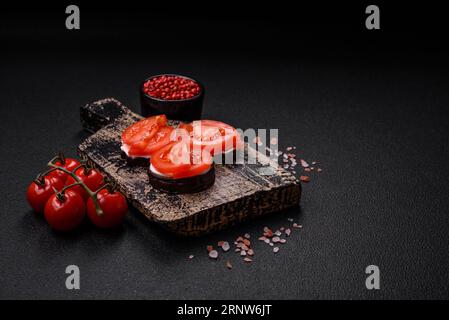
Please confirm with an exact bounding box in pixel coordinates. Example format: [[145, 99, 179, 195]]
[[78, 98, 301, 236]]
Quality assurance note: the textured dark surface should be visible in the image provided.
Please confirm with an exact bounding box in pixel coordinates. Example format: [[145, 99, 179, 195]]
[[1, 3, 449, 300]]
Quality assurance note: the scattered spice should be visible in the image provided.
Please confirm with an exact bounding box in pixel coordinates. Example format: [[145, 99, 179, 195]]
[[300, 159, 309, 168], [273, 247, 280, 253], [226, 260, 233, 269], [143, 75, 201, 100], [293, 223, 302, 229], [243, 257, 253, 263], [188, 255, 194, 259], [285, 228, 291, 236], [244, 233, 251, 239], [300, 175, 310, 182]]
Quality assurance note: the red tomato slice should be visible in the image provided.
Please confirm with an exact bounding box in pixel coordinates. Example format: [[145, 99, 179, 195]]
[[127, 126, 174, 157], [179, 120, 242, 155], [151, 141, 212, 179], [121, 115, 167, 146]]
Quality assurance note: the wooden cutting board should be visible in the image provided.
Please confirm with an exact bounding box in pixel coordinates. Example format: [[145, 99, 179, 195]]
[[78, 98, 301, 236]]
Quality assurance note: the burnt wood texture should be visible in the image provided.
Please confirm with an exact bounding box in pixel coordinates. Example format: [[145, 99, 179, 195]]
[[78, 98, 301, 236]]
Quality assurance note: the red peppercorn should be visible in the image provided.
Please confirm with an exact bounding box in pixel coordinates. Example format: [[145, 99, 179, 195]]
[[143, 75, 201, 100]]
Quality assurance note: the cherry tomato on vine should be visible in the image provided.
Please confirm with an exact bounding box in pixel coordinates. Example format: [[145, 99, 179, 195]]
[[26, 175, 65, 213], [87, 189, 128, 228], [48, 156, 81, 183], [65, 167, 105, 200], [44, 190, 85, 231]]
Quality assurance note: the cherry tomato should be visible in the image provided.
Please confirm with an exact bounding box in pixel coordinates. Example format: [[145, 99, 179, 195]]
[[151, 141, 212, 179], [87, 189, 128, 228], [121, 115, 167, 146], [48, 157, 81, 182], [44, 190, 85, 231], [179, 120, 242, 155], [65, 167, 105, 199], [26, 175, 65, 213], [127, 126, 174, 157]]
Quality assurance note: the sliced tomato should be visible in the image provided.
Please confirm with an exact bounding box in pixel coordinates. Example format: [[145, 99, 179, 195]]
[[127, 126, 174, 157], [121, 115, 167, 146], [151, 141, 212, 179], [179, 120, 242, 155]]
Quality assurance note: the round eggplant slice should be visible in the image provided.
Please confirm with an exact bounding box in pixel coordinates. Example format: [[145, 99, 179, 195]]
[[148, 165, 215, 194]]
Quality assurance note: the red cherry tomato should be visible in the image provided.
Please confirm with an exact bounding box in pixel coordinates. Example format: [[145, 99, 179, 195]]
[[44, 190, 86, 231], [127, 126, 174, 157], [26, 175, 65, 213], [151, 141, 212, 179], [121, 115, 167, 146], [48, 158, 81, 182], [179, 120, 242, 155], [65, 167, 105, 199], [87, 189, 128, 228]]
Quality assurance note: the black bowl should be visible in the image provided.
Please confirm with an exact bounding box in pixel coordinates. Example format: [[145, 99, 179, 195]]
[[140, 74, 204, 122]]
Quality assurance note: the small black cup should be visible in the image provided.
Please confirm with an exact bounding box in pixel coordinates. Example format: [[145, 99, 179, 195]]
[[140, 74, 204, 122]]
